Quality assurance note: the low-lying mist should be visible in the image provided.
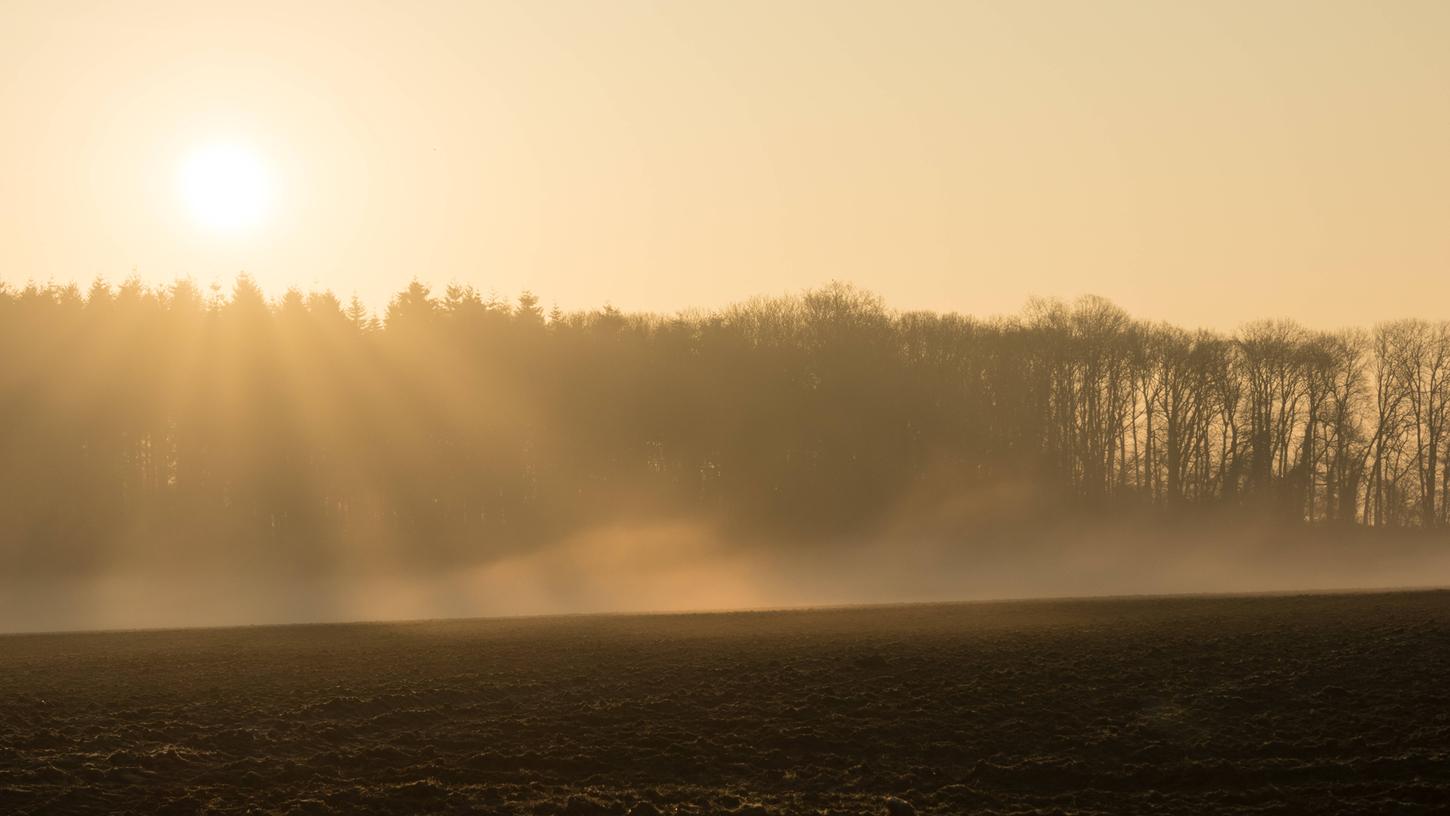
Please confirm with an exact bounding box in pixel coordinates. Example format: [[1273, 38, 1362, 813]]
[[6, 513, 1450, 634]]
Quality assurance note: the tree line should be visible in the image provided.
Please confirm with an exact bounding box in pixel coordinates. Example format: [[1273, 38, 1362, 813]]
[[2, 277, 1447, 574]]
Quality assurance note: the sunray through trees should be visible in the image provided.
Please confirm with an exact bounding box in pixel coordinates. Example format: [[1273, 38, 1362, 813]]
[[2, 278, 1449, 580]]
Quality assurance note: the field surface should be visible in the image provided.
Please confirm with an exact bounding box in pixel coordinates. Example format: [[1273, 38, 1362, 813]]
[[2, 591, 1449, 815]]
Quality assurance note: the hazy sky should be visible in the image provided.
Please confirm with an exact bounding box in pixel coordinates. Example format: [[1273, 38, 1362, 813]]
[[2, 0, 1448, 327]]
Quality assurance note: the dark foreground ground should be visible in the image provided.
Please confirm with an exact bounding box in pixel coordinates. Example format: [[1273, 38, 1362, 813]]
[[2, 591, 1449, 815]]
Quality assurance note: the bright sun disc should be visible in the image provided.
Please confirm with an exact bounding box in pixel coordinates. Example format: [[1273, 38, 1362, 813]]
[[177, 143, 272, 234]]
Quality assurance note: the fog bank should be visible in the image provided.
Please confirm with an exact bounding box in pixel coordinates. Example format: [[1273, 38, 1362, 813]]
[[6, 519, 1449, 634]]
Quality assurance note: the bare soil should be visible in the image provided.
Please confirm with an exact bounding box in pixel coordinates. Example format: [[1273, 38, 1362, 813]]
[[2, 591, 1449, 815]]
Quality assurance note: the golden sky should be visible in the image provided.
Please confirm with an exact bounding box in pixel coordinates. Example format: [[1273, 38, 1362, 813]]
[[2, 0, 1448, 327]]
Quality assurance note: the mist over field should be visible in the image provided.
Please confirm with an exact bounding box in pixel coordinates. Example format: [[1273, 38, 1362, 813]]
[[4, 279, 1450, 633], [7, 519, 1450, 634]]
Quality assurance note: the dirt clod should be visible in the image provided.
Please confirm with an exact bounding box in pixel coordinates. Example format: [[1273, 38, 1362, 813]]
[[564, 794, 616, 816]]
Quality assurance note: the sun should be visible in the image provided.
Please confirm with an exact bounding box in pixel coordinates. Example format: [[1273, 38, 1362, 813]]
[[176, 143, 273, 235]]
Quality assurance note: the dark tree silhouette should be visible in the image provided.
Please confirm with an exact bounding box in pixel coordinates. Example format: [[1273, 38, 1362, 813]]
[[0, 278, 1446, 578]]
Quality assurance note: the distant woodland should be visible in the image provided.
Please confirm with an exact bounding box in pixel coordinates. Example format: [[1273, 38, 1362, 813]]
[[3, 277, 1449, 574]]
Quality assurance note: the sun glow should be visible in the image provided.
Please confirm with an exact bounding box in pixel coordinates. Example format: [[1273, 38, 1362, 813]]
[[177, 143, 273, 235]]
